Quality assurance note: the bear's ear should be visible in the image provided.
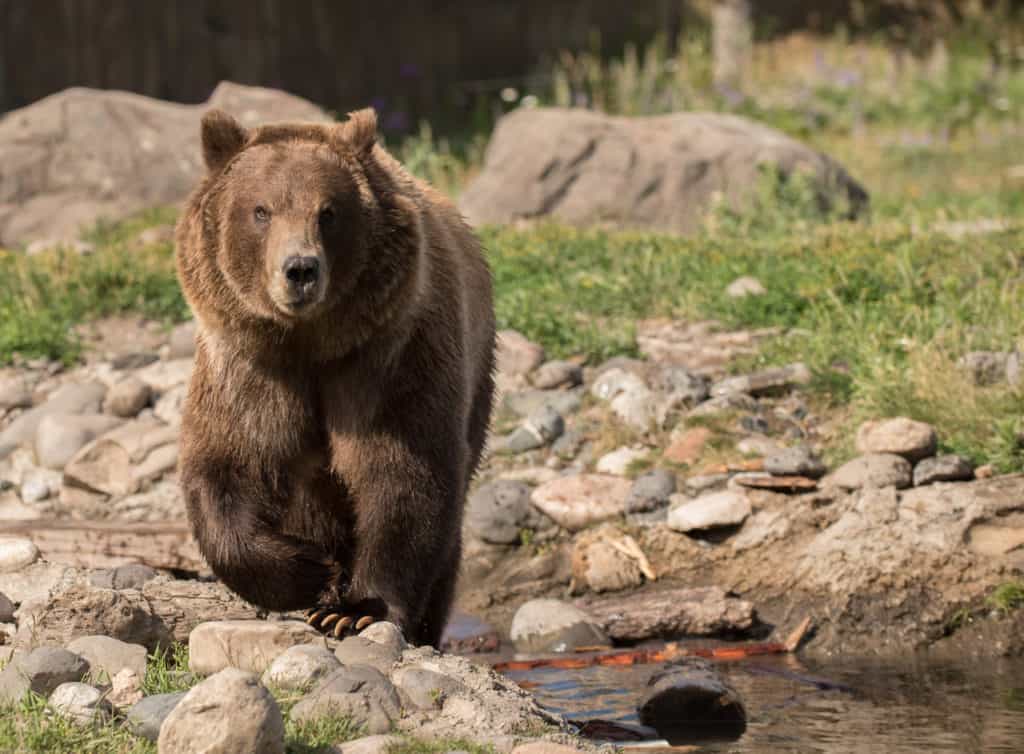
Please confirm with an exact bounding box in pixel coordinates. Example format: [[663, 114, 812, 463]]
[[200, 109, 249, 173], [339, 108, 378, 155]]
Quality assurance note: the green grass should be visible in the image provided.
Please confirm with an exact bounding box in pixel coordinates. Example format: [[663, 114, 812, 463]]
[[987, 581, 1024, 615]]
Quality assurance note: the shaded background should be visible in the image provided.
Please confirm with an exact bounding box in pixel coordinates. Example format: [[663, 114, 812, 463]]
[[4, 0, 1023, 134]]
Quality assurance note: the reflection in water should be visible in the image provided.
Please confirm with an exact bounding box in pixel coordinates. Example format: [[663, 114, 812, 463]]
[[499, 651, 1024, 753]]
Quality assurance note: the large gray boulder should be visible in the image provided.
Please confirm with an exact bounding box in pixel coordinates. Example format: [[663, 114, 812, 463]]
[[459, 107, 867, 234], [0, 81, 329, 246]]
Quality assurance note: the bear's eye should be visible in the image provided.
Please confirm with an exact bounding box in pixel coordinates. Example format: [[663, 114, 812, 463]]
[[254, 206, 270, 223], [319, 206, 336, 226]]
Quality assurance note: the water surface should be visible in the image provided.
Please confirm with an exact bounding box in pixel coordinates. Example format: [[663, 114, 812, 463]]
[[496, 648, 1024, 753]]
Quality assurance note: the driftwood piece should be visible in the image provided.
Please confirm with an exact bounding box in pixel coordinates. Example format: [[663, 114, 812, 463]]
[[581, 586, 757, 642], [14, 577, 255, 651], [1, 519, 205, 573]]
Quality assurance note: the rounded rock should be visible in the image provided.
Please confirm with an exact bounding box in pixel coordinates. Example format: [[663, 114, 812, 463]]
[[913, 454, 975, 486], [126, 691, 186, 742], [0, 537, 39, 573], [466, 481, 534, 545], [627, 469, 677, 513], [49, 682, 113, 725], [333, 636, 401, 675], [66, 635, 148, 681], [104, 376, 152, 418], [667, 490, 751, 532], [359, 621, 408, 654], [261, 644, 341, 691], [531, 360, 583, 390], [509, 598, 608, 653], [158, 668, 285, 754], [764, 446, 827, 479], [828, 453, 913, 490], [855, 418, 937, 462]]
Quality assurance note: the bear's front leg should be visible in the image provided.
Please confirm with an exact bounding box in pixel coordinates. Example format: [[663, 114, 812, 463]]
[[181, 459, 349, 612], [325, 401, 466, 647]]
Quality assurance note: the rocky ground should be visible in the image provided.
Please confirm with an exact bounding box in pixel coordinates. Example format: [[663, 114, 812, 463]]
[[0, 299, 1022, 749]]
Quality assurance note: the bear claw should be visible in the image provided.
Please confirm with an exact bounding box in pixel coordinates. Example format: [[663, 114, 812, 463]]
[[305, 608, 376, 637]]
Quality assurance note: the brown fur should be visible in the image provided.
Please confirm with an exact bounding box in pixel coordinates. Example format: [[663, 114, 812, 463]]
[[175, 107, 496, 646]]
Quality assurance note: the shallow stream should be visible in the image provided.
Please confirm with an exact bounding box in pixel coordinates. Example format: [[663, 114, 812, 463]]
[[491, 645, 1024, 752]]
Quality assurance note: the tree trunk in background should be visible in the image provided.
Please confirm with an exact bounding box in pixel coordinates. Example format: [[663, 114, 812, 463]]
[[712, 0, 753, 96]]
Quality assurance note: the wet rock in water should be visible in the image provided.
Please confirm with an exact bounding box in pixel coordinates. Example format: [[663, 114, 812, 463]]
[[392, 665, 467, 710], [827, 453, 912, 490], [855, 417, 937, 462], [335, 735, 404, 754], [440, 612, 501, 654], [0, 537, 39, 573], [34, 413, 123, 469], [667, 490, 751, 532], [582, 586, 757, 641], [638, 658, 746, 743], [126, 691, 186, 741], [104, 376, 152, 418], [290, 666, 401, 735], [65, 635, 148, 680], [0, 591, 13, 622], [49, 682, 113, 725], [0, 382, 107, 460], [531, 360, 583, 390], [663, 427, 711, 465], [627, 469, 677, 513], [595, 446, 648, 476], [764, 446, 827, 479], [466, 480, 547, 545], [497, 330, 545, 377], [0, 647, 89, 702], [88, 563, 159, 590], [359, 621, 408, 655], [913, 454, 975, 486], [167, 320, 198, 360], [189, 620, 322, 676], [530, 474, 632, 531], [159, 668, 285, 754], [261, 644, 341, 691], [710, 363, 812, 398], [726, 276, 766, 298], [509, 598, 609, 652], [333, 636, 402, 675]]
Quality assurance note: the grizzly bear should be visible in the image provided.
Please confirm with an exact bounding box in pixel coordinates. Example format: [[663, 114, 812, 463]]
[[174, 107, 496, 647]]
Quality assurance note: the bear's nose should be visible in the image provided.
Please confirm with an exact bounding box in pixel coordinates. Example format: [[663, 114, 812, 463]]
[[282, 255, 320, 289]]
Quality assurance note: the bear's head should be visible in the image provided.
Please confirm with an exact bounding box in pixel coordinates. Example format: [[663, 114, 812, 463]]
[[178, 108, 423, 357]]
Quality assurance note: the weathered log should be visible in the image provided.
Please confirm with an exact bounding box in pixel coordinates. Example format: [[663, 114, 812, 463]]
[[580, 586, 758, 642], [639, 658, 747, 743], [1, 519, 205, 573]]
